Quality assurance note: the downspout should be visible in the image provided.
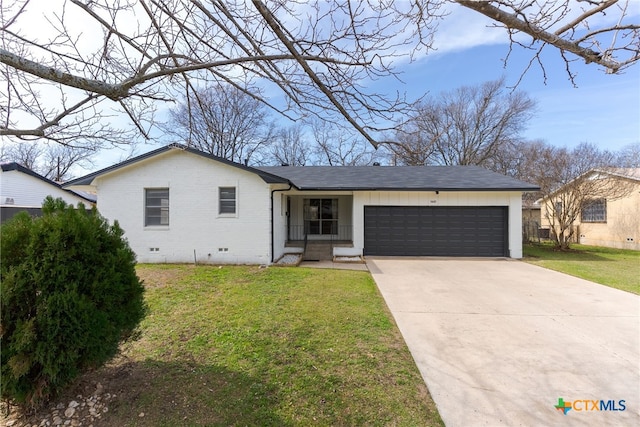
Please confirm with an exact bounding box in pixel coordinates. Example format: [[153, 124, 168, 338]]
[[271, 184, 292, 263]]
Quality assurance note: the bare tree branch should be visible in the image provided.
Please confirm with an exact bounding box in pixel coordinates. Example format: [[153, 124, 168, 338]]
[[0, 48, 127, 99], [165, 83, 274, 164], [554, 0, 619, 36], [251, 0, 379, 148], [3, 140, 95, 180], [384, 78, 536, 167], [269, 124, 310, 166], [0, 0, 637, 150], [457, 0, 639, 73]]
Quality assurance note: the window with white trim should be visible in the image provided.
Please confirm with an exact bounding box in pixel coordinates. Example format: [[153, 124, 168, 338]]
[[219, 187, 236, 214], [581, 199, 607, 223], [145, 188, 169, 226]]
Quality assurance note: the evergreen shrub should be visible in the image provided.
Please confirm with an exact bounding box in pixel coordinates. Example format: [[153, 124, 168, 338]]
[[1, 197, 146, 408]]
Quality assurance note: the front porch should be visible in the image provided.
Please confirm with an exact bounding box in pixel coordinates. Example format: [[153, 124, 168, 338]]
[[286, 239, 354, 261], [285, 224, 354, 261], [282, 195, 355, 260], [285, 224, 353, 243]]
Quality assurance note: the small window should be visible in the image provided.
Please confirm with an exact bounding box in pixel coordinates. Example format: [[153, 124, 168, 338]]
[[145, 188, 169, 226], [581, 199, 607, 223], [219, 187, 236, 214]]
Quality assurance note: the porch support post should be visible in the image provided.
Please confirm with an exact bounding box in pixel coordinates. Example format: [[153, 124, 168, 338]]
[[270, 184, 292, 263]]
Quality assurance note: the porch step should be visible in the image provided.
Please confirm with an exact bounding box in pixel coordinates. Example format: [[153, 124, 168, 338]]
[[303, 242, 333, 261]]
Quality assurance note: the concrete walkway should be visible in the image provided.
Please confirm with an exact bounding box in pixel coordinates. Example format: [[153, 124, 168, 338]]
[[298, 260, 368, 271], [367, 258, 640, 427]]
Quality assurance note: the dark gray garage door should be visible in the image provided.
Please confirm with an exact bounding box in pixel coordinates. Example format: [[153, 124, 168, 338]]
[[364, 206, 508, 257]]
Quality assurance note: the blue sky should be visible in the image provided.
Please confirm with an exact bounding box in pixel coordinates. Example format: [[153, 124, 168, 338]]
[[190, 3, 639, 157], [357, 0, 639, 154], [137, 39, 638, 163], [14, 1, 637, 172], [382, 42, 639, 152]]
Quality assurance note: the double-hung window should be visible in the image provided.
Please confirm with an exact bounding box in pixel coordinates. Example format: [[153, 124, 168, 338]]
[[581, 199, 607, 223], [219, 187, 236, 215], [145, 188, 169, 226]]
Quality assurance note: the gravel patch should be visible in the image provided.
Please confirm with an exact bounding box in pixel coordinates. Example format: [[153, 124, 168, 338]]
[[275, 253, 302, 265], [2, 383, 114, 427]]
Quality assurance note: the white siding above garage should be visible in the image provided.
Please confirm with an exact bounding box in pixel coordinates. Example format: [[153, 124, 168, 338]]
[[95, 150, 273, 264]]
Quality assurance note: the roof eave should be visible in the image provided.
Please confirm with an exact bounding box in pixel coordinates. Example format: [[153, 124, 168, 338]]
[[293, 186, 540, 192]]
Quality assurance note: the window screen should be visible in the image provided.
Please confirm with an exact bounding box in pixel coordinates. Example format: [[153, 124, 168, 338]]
[[145, 188, 169, 226], [219, 187, 236, 214], [581, 199, 606, 223]]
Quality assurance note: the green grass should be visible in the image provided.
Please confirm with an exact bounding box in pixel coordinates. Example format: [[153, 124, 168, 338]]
[[523, 243, 640, 294], [102, 265, 442, 426]]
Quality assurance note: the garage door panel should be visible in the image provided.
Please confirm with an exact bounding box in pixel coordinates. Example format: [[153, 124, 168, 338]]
[[364, 206, 507, 257]]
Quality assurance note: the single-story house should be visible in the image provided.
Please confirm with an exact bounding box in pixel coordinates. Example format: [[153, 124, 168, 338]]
[[540, 168, 640, 250], [1, 162, 96, 223], [64, 143, 539, 264]]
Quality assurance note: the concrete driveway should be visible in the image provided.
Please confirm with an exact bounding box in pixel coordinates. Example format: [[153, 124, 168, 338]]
[[367, 258, 640, 427]]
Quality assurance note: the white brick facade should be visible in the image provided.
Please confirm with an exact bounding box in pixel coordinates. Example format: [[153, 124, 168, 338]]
[[94, 150, 273, 264], [68, 146, 530, 264]]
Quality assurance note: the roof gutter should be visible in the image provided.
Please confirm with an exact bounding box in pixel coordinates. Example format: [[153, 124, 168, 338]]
[[292, 187, 540, 192]]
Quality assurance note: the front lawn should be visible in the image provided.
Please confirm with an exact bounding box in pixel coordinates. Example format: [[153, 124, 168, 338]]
[[68, 265, 442, 426], [523, 243, 640, 295]]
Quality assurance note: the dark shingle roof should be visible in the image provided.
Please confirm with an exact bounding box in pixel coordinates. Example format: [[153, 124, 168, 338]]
[[258, 165, 539, 191], [62, 144, 539, 192]]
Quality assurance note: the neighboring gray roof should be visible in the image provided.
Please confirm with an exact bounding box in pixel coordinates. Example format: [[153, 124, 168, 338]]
[[63, 143, 289, 187], [71, 190, 97, 203], [258, 165, 540, 191], [1, 162, 96, 203]]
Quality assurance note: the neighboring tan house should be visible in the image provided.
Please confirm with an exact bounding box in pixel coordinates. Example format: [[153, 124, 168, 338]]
[[0, 162, 96, 223], [64, 143, 539, 264], [540, 168, 640, 250]]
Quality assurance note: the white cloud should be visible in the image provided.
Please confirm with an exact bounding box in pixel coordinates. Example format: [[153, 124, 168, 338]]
[[430, 3, 507, 54]]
